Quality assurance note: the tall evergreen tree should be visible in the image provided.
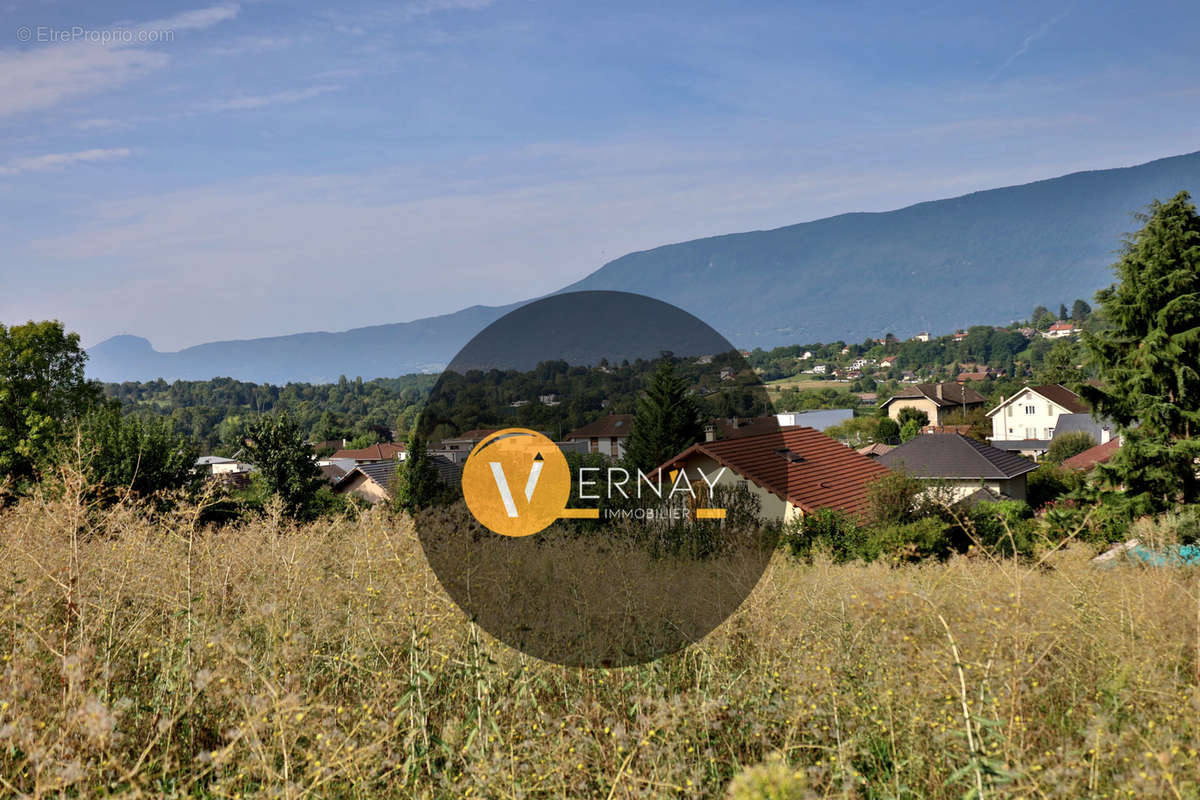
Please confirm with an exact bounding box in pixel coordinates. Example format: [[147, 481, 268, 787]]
[[1035, 340, 1081, 388], [392, 432, 445, 513], [1071, 299, 1092, 321], [1082, 191, 1200, 511], [624, 360, 703, 472]]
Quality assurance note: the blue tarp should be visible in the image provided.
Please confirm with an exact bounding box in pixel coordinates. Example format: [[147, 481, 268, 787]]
[[1114, 543, 1200, 567]]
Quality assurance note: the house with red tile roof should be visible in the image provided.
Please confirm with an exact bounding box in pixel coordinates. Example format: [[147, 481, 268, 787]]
[[329, 442, 408, 463], [1043, 321, 1078, 339], [1063, 437, 1121, 472], [656, 426, 890, 523]]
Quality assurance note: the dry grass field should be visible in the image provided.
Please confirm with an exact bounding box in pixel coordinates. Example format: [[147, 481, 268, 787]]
[[2, 477, 1199, 798]]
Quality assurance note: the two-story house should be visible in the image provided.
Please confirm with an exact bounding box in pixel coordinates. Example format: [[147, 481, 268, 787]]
[[564, 414, 633, 459], [985, 384, 1092, 457], [879, 383, 988, 425]]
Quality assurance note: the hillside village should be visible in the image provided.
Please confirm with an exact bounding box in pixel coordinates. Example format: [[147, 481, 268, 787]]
[[185, 299, 1130, 530], [230, 377, 1109, 525]]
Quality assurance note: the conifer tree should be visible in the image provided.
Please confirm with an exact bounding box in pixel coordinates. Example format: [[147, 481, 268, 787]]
[[1082, 191, 1200, 511], [392, 432, 445, 513], [625, 359, 703, 472]]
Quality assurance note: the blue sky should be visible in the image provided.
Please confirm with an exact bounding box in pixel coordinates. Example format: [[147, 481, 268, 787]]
[[1, 0, 1198, 349]]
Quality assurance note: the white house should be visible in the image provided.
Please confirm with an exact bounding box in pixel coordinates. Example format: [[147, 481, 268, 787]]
[[1042, 321, 1078, 339], [195, 455, 255, 476], [986, 384, 1091, 457]]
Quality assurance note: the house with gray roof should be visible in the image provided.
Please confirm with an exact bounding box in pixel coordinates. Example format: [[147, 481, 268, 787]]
[[332, 454, 463, 505], [1052, 412, 1116, 445], [879, 383, 988, 425], [877, 433, 1039, 502]]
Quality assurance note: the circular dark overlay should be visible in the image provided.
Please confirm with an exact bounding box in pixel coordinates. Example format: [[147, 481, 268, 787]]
[[415, 290, 779, 667]]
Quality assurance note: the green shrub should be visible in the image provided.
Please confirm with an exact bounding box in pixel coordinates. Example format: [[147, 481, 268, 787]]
[[790, 509, 949, 564], [1084, 492, 1137, 545], [786, 508, 856, 560], [1026, 463, 1082, 509], [1177, 505, 1200, 545], [1126, 505, 1200, 549], [1046, 431, 1096, 464], [896, 407, 929, 428], [959, 500, 1036, 557], [866, 469, 924, 526], [869, 517, 952, 562]]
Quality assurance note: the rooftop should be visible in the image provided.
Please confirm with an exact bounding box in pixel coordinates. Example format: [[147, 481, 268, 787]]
[[660, 426, 890, 517], [330, 442, 407, 461], [565, 414, 634, 440], [334, 460, 400, 490], [881, 382, 988, 409], [877, 433, 1038, 479], [1063, 437, 1121, 471], [987, 384, 1090, 417]]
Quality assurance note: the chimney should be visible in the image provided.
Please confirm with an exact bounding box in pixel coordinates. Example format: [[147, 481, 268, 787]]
[[935, 383, 944, 401], [704, 423, 716, 442]]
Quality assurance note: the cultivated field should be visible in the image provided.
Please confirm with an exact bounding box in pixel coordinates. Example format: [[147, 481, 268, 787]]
[[1, 482, 1198, 798], [763, 377, 849, 393]]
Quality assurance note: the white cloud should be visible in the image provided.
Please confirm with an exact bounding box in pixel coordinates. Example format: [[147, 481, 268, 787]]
[[0, 147, 131, 175], [207, 35, 297, 56], [140, 4, 241, 34], [0, 44, 167, 117], [193, 85, 340, 112], [72, 117, 133, 131], [0, 4, 239, 118], [399, 0, 495, 18], [324, 0, 495, 33]]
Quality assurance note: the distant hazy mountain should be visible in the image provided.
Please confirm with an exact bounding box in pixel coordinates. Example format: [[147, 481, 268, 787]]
[[89, 304, 521, 385], [88, 151, 1200, 384]]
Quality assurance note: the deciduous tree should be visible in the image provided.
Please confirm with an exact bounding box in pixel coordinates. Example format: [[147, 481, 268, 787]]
[[78, 402, 198, 502], [0, 320, 100, 490], [244, 412, 324, 519]]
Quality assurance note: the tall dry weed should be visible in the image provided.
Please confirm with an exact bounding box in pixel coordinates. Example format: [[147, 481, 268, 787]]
[[0, 469, 1198, 797]]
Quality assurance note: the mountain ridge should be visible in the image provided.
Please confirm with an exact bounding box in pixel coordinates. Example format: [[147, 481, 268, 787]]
[[86, 150, 1200, 384]]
